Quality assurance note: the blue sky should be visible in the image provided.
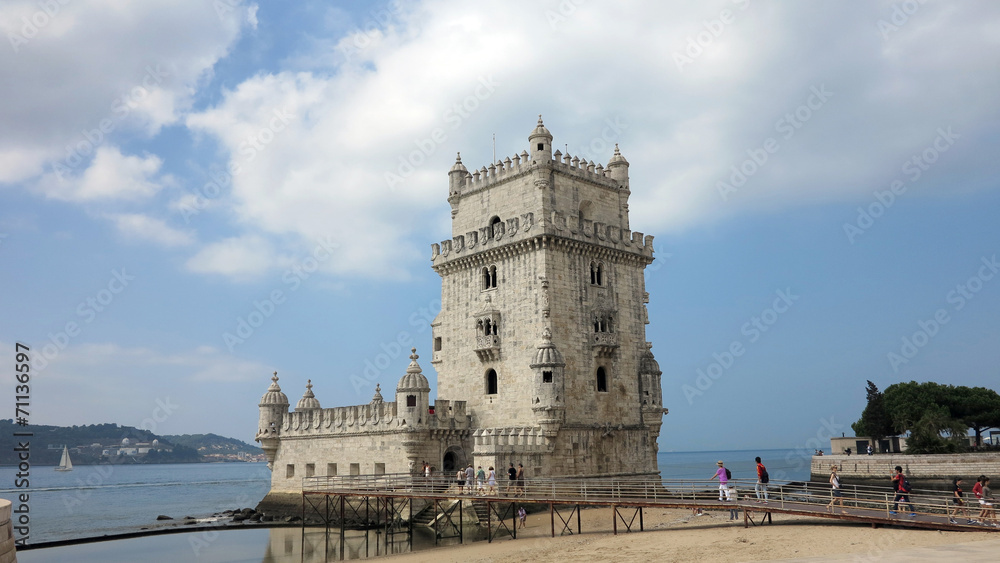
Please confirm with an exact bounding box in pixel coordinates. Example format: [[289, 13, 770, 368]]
[[1, 1, 998, 453]]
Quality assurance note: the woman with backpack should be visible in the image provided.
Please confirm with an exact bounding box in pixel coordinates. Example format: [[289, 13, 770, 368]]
[[710, 460, 732, 501], [755, 456, 769, 503], [890, 465, 915, 516]]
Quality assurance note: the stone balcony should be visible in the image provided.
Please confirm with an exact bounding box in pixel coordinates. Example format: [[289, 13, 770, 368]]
[[591, 332, 618, 357], [475, 335, 500, 362]]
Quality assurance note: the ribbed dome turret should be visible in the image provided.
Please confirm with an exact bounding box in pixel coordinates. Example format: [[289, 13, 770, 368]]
[[528, 115, 552, 142], [295, 379, 321, 411], [639, 343, 661, 375], [396, 348, 430, 392], [259, 372, 290, 406], [607, 144, 629, 167], [530, 328, 565, 367], [450, 153, 468, 174]]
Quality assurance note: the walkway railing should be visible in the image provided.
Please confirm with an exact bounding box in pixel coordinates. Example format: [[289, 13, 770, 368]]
[[302, 473, 1000, 531]]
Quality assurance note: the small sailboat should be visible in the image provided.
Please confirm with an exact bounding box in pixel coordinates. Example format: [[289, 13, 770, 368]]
[[55, 445, 73, 471]]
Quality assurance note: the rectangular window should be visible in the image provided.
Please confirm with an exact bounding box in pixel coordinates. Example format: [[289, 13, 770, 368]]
[[327, 463, 337, 476], [285, 464, 295, 478], [305, 463, 315, 477], [375, 463, 386, 475], [406, 395, 417, 407], [542, 371, 552, 383], [350, 463, 360, 476], [434, 337, 442, 351]]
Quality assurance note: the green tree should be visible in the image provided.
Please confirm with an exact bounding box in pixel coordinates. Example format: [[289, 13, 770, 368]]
[[883, 381, 973, 454], [951, 386, 1000, 447], [851, 380, 895, 442]]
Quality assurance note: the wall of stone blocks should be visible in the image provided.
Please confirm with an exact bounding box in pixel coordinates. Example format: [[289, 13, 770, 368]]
[[811, 453, 1000, 481]]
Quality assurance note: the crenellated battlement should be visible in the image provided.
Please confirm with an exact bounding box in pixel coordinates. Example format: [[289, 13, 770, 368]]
[[431, 211, 653, 263], [278, 398, 471, 437], [451, 149, 623, 196], [472, 426, 557, 454]]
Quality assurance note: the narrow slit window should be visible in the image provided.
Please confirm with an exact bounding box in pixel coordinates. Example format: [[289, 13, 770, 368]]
[[596, 367, 608, 393]]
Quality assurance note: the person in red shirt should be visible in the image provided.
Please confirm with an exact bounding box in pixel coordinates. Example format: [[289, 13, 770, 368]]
[[754, 456, 768, 503]]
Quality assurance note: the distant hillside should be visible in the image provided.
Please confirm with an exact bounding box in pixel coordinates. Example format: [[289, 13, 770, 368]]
[[160, 433, 262, 460], [0, 419, 262, 466]]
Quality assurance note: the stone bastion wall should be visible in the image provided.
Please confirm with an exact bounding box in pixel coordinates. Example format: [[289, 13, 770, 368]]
[[811, 452, 1000, 485], [0, 498, 15, 563]]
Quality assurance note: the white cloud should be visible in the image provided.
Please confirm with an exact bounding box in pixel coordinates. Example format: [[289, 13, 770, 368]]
[[0, 0, 252, 185], [185, 234, 290, 278], [37, 146, 164, 201], [184, 1, 1000, 280], [110, 213, 194, 247]]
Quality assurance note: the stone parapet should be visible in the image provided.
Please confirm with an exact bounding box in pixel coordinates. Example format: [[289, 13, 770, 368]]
[[0, 499, 15, 563], [811, 453, 1000, 482]]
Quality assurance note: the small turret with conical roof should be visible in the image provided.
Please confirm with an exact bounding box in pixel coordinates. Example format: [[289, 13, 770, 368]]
[[528, 114, 553, 163], [607, 143, 630, 190], [396, 348, 430, 426], [295, 379, 321, 411], [530, 328, 566, 434], [256, 371, 289, 469]]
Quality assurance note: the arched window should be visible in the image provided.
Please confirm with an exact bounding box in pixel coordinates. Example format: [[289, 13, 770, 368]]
[[590, 261, 604, 286], [482, 264, 498, 289], [406, 395, 416, 407], [486, 369, 498, 395], [596, 367, 608, 392]]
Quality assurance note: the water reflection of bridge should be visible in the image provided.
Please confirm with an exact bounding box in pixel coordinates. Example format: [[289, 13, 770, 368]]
[[300, 474, 999, 560]]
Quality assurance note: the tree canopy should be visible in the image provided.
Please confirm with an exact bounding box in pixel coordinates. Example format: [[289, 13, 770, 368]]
[[854, 381, 1000, 454]]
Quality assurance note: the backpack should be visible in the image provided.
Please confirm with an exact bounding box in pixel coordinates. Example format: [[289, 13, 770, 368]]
[[900, 477, 912, 493], [761, 468, 770, 484], [724, 468, 732, 480]]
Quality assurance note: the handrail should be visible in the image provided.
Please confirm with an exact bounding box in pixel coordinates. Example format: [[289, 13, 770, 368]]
[[297, 473, 1000, 530]]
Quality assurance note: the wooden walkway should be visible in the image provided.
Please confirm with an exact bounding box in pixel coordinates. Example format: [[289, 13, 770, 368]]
[[300, 474, 1000, 549]]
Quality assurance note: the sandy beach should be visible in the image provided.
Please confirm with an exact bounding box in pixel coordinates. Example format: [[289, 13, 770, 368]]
[[383, 506, 1000, 563]]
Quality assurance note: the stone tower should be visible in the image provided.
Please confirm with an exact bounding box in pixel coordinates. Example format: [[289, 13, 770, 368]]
[[256, 372, 289, 469], [430, 116, 664, 477]]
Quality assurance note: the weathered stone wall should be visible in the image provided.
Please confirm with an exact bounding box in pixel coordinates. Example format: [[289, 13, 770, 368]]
[[0, 499, 15, 563], [811, 453, 1000, 482]]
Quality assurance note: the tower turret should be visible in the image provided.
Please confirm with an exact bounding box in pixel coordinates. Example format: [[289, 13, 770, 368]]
[[607, 143, 630, 189], [530, 328, 566, 436], [256, 371, 289, 469], [448, 153, 468, 198], [528, 115, 553, 163], [396, 348, 430, 427], [295, 379, 321, 411]]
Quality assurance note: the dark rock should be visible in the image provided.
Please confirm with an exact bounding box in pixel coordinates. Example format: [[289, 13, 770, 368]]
[[232, 514, 247, 522], [250, 513, 262, 522], [261, 515, 274, 522], [285, 516, 302, 523], [184, 520, 198, 525], [183, 516, 197, 520], [156, 515, 173, 521]]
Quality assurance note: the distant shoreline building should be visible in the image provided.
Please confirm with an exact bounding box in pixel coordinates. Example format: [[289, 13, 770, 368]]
[[256, 118, 666, 506]]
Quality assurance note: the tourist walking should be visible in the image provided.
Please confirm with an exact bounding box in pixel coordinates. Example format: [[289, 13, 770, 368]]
[[827, 465, 845, 513], [980, 476, 997, 526], [476, 465, 486, 495], [867, 443, 873, 456], [973, 475, 985, 523], [949, 477, 971, 524], [456, 469, 466, 494], [890, 466, 915, 516], [754, 456, 769, 503], [518, 505, 527, 528], [710, 460, 732, 501], [506, 462, 517, 495], [515, 463, 526, 497], [465, 464, 475, 495], [487, 466, 497, 495]]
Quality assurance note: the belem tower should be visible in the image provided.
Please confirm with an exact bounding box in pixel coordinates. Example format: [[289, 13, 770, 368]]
[[255, 117, 666, 508]]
